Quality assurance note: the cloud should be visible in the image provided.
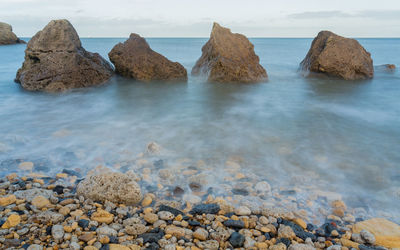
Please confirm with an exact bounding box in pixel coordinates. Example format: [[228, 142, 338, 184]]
[[288, 9, 400, 20], [288, 11, 352, 19]]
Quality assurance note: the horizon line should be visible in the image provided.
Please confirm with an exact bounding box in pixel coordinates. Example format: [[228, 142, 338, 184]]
[[20, 36, 400, 39]]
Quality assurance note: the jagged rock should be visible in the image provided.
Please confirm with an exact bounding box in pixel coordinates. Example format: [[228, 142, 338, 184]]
[[300, 31, 373, 80], [15, 19, 113, 92], [192, 22, 267, 83], [0, 22, 25, 45], [76, 172, 142, 205], [109, 33, 187, 82]]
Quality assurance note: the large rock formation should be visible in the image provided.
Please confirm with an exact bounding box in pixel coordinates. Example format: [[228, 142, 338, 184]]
[[15, 19, 113, 92], [109, 33, 187, 82], [0, 22, 25, 45], [300, 31, 373, 80], [191, 22, 267, 83], [77, 172, 142, 205]]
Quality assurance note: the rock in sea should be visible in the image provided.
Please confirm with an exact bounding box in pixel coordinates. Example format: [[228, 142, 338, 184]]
[[300, 30, 373, 80], [352, 218, 400, 248], [15, 19, 113, 92], [191, 22, 267, 83], [77, 172, 142, 205], [0, 22, 25, 45], [109, 33, 187, 82]]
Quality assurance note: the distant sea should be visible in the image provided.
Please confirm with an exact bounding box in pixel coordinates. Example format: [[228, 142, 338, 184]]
[[0, 38, 399, 221]]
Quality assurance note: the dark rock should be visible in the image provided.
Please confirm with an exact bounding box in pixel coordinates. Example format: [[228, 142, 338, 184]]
[[100, 245, 110, 250], [277, 238, 291, 247], [190, 203, 220, 215], [108, 33, 187, 82], [189, 182, 202, 192], [192, 22, 267, 83], [153, 160, 164, 169], [109, 236, 119, 243], [173, 186, 184, 197], [281, 219, 316, 241], [145, 242, 160, 250], [89, 226, 97, 231], [223, 219, 245, 229], [78, 219, 89, 228], [0, 22, 25, 45], [53, 185, 64, 195], [232, 188, 249, 196], [307, 223, 315, 232], [141, 231, 165, 243], [300, 30, 373, 80], [188, 220, 201, 226], [15, 19, 113, 92], [158, 204, 184, 216], [264, 232, 271, 240], [46, 225, 52, 235], [229, 232, 245, 248]]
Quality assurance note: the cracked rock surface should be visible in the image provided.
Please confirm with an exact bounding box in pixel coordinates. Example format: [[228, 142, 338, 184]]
[[15, 19, 113, 92]]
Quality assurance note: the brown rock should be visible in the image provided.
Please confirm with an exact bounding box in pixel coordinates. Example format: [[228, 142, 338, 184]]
[[2, 214, 20, 229], [192, 22, 267, 83], [15, 19, 113, 92], [91, 209, 114, 224], [77, 172, 142, 205], [0, 195, 16, 206], [31, 195, 50, 209], [352, 218, 400, 248], [0, 22, 25, 45], [300, 31, 373, 80], [109, 33, 187, 82]]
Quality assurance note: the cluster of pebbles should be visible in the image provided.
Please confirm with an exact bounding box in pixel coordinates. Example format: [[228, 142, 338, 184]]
[[0, 170, 392, 249], [0, 143, 398, 249]]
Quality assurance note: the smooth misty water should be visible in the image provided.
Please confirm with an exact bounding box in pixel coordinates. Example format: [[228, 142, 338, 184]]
[[0, 38, 399, 220]]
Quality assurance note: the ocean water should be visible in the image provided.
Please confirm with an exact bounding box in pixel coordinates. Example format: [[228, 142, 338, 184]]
[[0, 38, 399, 221]]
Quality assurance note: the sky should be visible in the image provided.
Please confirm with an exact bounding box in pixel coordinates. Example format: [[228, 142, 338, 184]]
[[1, 0, 400, 37]]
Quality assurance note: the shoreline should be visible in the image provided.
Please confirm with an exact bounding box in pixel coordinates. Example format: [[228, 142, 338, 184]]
[[0, 168, 398, 249]]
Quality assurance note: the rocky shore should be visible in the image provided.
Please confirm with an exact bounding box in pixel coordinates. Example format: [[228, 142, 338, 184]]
[[1, 144, 399, 250]]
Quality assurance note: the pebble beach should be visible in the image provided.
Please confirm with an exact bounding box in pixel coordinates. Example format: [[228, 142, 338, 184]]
[[1, 143, 399, 250]]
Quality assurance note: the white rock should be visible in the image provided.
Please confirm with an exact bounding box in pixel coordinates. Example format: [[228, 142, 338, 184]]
[[235, 206, 251, 216], [96, 226, 117, 236], [255, 181, 271, 193], [158, 211, 175, 220], [360, 229, 376, 244], [51, 225, 64, 241]]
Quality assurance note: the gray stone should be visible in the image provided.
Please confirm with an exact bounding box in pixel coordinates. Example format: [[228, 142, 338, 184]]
[[51, 225, 64, 241]]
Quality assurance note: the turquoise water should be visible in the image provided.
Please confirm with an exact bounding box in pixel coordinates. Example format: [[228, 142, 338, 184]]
[[0, 38, 399, 220]]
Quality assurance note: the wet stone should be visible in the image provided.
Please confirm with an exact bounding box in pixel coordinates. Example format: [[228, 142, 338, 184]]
[[78, 219, 90, 228], [190, 203, 220, 215], [189, 182, 202, 192], [277, 237, 291, 247], [172, 186, 184, 197], [232, 188, 249, 196], [158, 205, 184, 216], [140, 231, 165, 243], [224, 219, 245, 229], [229, 232, 245, 248], [53, 185, 64, 194]]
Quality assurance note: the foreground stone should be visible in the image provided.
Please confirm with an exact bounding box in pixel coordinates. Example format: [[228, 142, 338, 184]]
[[192, 22, 267, 83], [15, 19, 113, 92], [352, 218, 400, 248], [300, 31, 373, 80], [109, 33, 187, 82], [77, 172, 142, 205], [0, 22, 25, 45]]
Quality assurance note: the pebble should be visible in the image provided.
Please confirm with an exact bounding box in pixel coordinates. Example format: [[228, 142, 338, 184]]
[[158, 211, 175, 220], [31, 195, 50, 209], [144, 213, 159, 224], [360, 229, 376, 244], [229, 232, 245, 248], [0, 195, 16, 206], [223, 219, 245, 229], [2, 214, 20, 229], [193, 227, 209, 241], [51, 225, 64, 241], [91, 209, 114, 224], [190, 203, 220, 215], [278, 225, 296, 240], [235, 206, 251, 216]]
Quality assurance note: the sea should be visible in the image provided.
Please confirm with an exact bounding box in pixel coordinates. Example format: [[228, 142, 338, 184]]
[[0, 38, 399, 222]]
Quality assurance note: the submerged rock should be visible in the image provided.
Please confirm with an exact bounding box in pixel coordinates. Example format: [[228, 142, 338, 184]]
[[300, 31, 373, 80], [77, 172, 142, 205], [15, 19, 113, 92], [192, 22, 267, 83], [0, 22, 25, 45], [108, 33, 187, 82]]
